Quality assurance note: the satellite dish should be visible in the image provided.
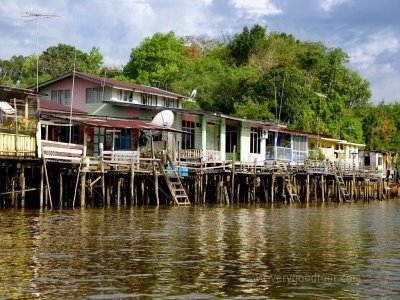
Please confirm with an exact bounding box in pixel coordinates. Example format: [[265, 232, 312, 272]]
[[190, 89, 197, 99], [151, 110, 174, 127]]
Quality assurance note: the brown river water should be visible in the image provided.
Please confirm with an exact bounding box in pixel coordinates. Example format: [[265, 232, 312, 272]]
[[1, 200, 400, 299]]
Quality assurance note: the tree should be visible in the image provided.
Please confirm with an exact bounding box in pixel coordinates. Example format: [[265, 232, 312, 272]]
[[124, 32, 185, 89], [0, 55, 25, 86], [228, 24, 267, 65], [39, 44, 104, 78]]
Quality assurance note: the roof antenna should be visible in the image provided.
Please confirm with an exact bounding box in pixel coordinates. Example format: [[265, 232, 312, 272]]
[[22, 12, 60, 92]]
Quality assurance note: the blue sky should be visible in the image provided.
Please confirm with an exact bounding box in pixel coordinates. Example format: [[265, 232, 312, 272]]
[[1, 0, 399, 104]]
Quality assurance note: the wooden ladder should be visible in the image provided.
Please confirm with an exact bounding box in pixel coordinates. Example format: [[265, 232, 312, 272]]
[[161, 155, 190, 206], [333, 164, 351, 202], [285, 176, 300, 203]]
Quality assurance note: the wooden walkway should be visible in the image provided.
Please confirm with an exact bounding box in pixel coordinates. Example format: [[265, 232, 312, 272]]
[[0, 143, 392, 208]]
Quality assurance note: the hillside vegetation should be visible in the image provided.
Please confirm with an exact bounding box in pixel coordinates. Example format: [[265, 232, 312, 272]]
[[0, 24, 398, 151]]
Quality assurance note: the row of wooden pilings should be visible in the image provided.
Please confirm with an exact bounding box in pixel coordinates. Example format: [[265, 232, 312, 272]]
[[183, 173, 387, 204], [0, 159, 394, 208]]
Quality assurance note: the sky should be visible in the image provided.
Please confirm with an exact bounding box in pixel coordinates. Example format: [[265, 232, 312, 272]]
[[0, 0, 399, 104]]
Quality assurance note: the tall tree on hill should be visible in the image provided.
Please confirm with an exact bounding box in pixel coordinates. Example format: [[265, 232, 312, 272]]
[[39, 44, 103, 79], [124, 32, 185, 90], [228, 24, 267, 65], [0, 55, 25, 86]]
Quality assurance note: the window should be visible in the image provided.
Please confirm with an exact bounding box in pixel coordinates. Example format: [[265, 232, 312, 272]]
[[51, 89, 71, 105], [148, 94, 154, 105], [250, 127, 261, 154], [364, 156, 370, 166], [267, 131, 275, 146], [117, 89, 133, 102], [141, 93, 148, 105], [165, 98, 176, 108], [292, 135, 307, 162], [277, 132, 291, 148], [60, 125, 79, 143], [226, 125, 237, 153], [86, 87, 104, 104], [114, 129, 131, 150], [181, 120, 195, 149]]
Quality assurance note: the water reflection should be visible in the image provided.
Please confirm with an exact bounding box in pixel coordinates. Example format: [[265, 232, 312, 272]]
[[0, 201, 400, 299]]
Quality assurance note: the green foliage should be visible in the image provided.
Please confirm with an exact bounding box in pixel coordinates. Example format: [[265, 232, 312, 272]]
[[123, 32, 185, 89], [3, 24, 398, 151], [228, 24, 267, 65], [39, 44, 104, 78], [307, 148, 326, 161]]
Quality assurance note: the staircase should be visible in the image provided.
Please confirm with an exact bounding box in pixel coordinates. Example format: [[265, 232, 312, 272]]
[[161, 155, 190, 206], [333, 164, 351, 202], [285, 176, 300, 203]]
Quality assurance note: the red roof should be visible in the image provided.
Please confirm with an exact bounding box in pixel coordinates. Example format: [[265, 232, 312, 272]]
[[37, 72, 185, 99], [68, 116, 186, 133], [38, 97, 86, 114]]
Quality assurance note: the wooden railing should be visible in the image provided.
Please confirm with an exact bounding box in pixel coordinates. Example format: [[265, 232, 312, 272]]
[[102, 150, 139, 165], [41, 140, 84, 162], [179, 149, 221, 161], [0, 132, 36, 157], [180, 149, 202, 159]]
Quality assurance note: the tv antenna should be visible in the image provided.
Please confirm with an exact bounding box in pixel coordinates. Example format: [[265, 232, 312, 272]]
[[22, 12, 60, 92]]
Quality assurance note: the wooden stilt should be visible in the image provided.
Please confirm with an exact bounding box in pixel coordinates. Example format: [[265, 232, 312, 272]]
[[321, 175, 325, 202], [59, 172, 63, 208], [203, 174, 208, 204], [270, 175, 275, 203], [11, 176, 15, 207], [42, 155, 53, 209], [117, 177, 121, 206], [130, 161, 135, 205], [101, 159, 106, 206], [40, 164, 44, 209], [20, 165, 25, 208], [80, 171, 86, 207], [231, 145, 236, 203]]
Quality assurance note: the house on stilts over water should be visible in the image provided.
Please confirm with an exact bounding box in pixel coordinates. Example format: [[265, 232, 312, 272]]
[[0, 72, 395, 208]]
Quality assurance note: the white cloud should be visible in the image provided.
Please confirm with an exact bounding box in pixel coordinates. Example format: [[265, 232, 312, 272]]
[[319, 0, 351, 12], [347, 29, 400, 70], [229, 0, 282, 18]]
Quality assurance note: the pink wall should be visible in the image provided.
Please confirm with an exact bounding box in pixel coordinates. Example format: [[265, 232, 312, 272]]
[[44, 77, 99, 111]]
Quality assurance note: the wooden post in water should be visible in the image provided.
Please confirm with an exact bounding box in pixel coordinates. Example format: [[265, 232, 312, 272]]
[[117, 177, 121, 206], [11, 176, 15, 207], [80, 170, 86, 207], [101, 159, 106, 206], [59, 172, 63, 208], [130, 161, 135, 205], [141, 178, 145, 205], [40, 164, 44, 209], [203, 174, 208, 204], [20, 164, 25, 208], [271, 175, 275, 203], [231, 145, 236, 203], [253, 159, 257, 203], [321, 175, 325, 203], [306, 174, 310, 203], [42, 155, 53, 209]]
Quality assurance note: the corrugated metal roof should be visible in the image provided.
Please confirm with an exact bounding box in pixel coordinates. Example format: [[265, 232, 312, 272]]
[[64, 116, 187, 133], [36, 71, 186, 100], [38, 97, 86, 114], [0, 101, 16, 115]]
